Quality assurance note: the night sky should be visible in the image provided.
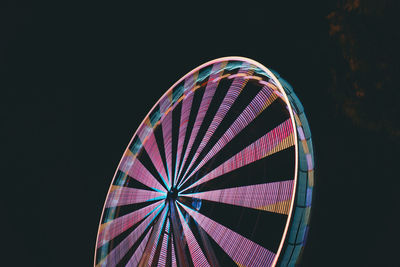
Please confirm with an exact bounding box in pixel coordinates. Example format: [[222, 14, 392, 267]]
[[2, 1, 400, 266]]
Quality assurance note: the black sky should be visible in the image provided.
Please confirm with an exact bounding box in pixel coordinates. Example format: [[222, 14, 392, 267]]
[[2, 1, 400, 266]]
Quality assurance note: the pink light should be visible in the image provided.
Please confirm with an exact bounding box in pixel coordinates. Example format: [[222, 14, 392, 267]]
[[178, 63, 253, 187], [227, 73, 247, 79], [183, 119, 294, 192], [126, 227, 152, 266], [306, 154, 313, 170], [178, 202, 276, 267], [297, 126, 305, 140], [105, 186, 165, 208], [211, 73, 230, 83], [274, 91, 284, 99], [179, 84, 277, 187], [175, 85, 195, 182], [176, 62, 225, 185], [97, 200, 163, 248], [181, 180, 293, 215], [243, 75, 263, 80], [119, 155, 166, 192], [161, 111, 173, 185], [97, 203, 165, 266], [171, 234, 177, 267], [159, 92, 172, 114], [176, 203, 210, 267], [145, 206, 169, 266], [140, 131, 169, 189], [157, 219, 170, 267]]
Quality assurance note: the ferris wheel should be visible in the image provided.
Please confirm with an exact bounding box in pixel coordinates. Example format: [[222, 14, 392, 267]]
[[94, 57, 314, 267]]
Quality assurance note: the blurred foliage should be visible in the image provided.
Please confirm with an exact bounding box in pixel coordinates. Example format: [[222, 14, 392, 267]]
[[327, 0, 400, 139]]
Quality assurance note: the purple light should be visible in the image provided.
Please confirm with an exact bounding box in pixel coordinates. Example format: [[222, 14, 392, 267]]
[[176, 203, 210, 267], [105, 186, 165, 208], [97, 203, 164, 266], [178, 202, 276, 267], [183, 119, 294, 192], [179, 83, 277, 187], [175, 62, 225, 185], [97, 200, 163, 248], [181, 180, 293, 215], [119, 155, 166, 192], [178, 63, 253, 186]]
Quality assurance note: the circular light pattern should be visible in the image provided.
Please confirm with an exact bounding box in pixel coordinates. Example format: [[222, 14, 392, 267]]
[[95, 57, 314, 267]]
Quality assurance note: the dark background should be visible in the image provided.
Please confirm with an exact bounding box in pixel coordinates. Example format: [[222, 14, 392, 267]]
[[2, 0, 399, 266]]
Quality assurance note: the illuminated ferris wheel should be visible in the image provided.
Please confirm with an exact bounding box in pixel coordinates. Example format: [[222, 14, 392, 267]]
[[94, 57, 314, 266]]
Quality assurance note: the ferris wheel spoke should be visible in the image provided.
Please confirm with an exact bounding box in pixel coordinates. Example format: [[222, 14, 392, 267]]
[[169, 200, 190, 266], [178, 83, 278, 188], [170, 233, 177, 267], [139, 205, 169, 266], [161, 110, 173, 188], [181, 180, 293, 215], [174, 81, 196, 185], [156, 218, 170, 267], [178, 63, 254, 187], [194, 219, 221, 267], [181, 118, 294, 192], [139, 132, 170, 190], [126, 226, 152, 266], [119, 154, 166, 193], [176, 62, 226, 185], [105, 186, 166, 208], [160, 88, 188, 187], [96, 203, 165, 267], [178, 201, 276, 267], [175, 202, 211, 267], [97, 200, 164, 249]]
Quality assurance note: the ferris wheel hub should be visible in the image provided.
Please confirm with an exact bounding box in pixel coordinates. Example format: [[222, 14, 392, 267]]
[[167, 187, 179, 201]]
